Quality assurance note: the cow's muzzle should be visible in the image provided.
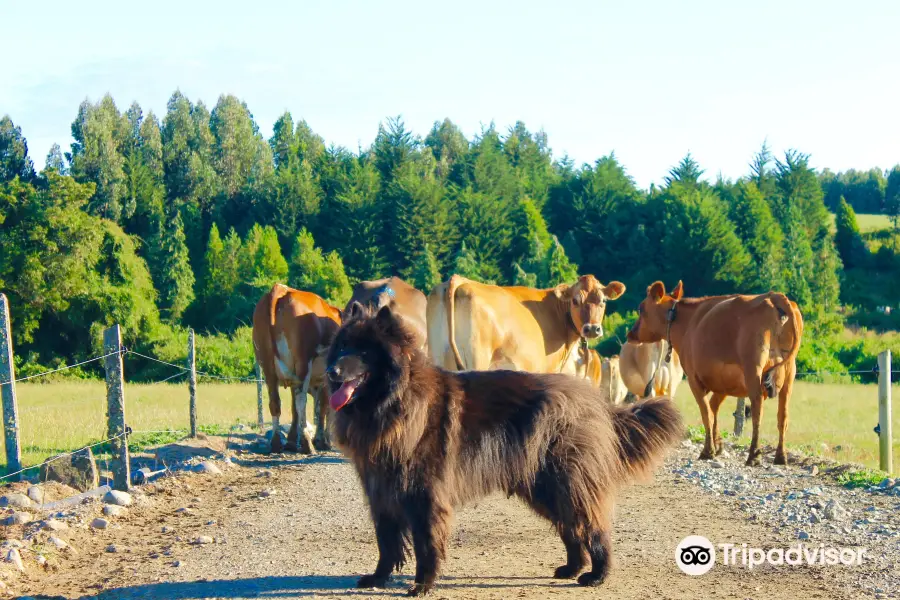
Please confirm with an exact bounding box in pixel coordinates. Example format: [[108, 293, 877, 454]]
[[582, 323, 603, 339]]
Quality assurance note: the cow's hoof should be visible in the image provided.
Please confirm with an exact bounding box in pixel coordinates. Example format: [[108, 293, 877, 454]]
[[313, 438, 331, 452], [284, 442, 300, 453], [553, 564, 582, 579], [299, 437, 317, 455], [270, 437, 284, 454], [698, 450, 714, 460], [357, 574, 389, 589], [577, 572, 606, 587], [773, 452, 787, 466], [746, 452, 763, 466], [407, 583, 432, 596]]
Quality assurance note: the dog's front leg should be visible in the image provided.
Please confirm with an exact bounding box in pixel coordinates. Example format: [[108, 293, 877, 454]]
[[405, 495, 452, 596], [358, 513, 408, 589]]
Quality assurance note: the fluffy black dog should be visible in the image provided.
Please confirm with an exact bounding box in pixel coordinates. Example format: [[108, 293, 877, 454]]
[[327, 302, 682, 596]]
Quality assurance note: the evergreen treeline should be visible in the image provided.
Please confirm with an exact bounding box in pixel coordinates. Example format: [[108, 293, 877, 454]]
[[1, 93, 899, 380]]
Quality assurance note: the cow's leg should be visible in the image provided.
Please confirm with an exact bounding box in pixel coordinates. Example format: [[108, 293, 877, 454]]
[[312, 384, 331, 451], [266, 378, 284, 454], [709, 393, 727, 455], [745, 368, 766, 466], [289, 361, 316, 454], [774, 364, 794, 465], [687, 377, 715, 460]]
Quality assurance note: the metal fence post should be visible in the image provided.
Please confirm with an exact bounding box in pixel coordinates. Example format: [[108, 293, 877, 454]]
[[0, 294, 22, 479], [103, 325, 130, 491], [733, 397, 746, 438], [188, 329, 197, 438], [878, 350, 893, 475], [255, 363, 264, 429]]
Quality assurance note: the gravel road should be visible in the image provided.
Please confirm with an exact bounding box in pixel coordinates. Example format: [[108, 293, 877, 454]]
[[3, 437, 897, 600]]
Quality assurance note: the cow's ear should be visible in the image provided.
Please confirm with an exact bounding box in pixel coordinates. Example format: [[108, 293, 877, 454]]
[[553, 283, 572, 300], [345, 301, 365, 321], [603, 281, 625, 300], [648, 281, 665, 303], [670, 280, 684, 301]]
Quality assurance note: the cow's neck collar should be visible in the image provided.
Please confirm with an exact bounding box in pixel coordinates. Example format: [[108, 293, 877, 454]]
[[664, 301, 678, 363]]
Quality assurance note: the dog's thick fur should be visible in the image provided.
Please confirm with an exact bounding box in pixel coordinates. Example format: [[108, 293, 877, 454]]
[[327, 304, 683, 596]]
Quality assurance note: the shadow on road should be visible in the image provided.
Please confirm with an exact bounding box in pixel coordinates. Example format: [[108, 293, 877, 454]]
[[82, 575, 370, 599], [232, 452, 348, 469], [79, 574, 566, 598]]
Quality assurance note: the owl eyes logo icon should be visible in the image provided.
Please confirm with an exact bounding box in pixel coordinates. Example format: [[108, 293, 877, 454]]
[[676, 535, 715, 575]]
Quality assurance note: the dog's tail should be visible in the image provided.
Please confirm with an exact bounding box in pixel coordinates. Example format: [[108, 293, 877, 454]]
[[612, 397, 683, 480]]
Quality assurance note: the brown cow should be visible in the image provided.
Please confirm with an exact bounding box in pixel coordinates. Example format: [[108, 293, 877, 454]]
[[344, 277, 427, 350], [252, 284, 341, 454], [628, 281, 803, 466], [428, 275, 625, 374], [619, 341, 684, 399]]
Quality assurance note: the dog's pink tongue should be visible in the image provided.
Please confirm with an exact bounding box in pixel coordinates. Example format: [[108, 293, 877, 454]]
[[330, 378, 360, 411]]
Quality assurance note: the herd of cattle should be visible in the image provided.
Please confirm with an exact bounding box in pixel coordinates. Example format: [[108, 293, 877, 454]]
[[252, 274, 802, 466]]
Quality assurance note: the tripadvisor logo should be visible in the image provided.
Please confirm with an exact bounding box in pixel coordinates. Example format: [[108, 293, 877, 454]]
[[676, 535, 715, 575], [675, 536, 868, 575]]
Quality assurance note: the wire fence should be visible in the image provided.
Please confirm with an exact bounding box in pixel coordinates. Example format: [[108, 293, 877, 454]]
[[0, 320, 897, 486], [0, 321, 271, 487], [5, 351, 896, 388]]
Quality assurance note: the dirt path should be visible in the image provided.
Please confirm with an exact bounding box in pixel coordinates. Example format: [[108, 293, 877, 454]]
[[7, 444, 888, 600]]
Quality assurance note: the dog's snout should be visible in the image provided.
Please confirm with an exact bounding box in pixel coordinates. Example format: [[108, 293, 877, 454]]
[[327, 363, 342, 379]]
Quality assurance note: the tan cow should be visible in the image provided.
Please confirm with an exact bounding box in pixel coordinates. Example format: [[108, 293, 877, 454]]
[[344, 277, 427, 350], [576, 346, 603, 386], [252, 284, 341, 454], [428, 275, 625, 374], [619, 341, 684, 399], [628, 281, 803, 466], [574, 348, 628, 405]]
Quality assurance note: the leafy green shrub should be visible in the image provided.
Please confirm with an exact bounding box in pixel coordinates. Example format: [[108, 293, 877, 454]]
[[594, 310, 637, 357]]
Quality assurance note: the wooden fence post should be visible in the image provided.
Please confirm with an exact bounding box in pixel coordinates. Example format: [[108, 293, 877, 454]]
[[733, 397, 746, 438], [103, 325, 130, 491], [188, 329, 197, 438], [255, 363, 264, 429], [878, 350, 893, 475], [0, 294, 22, 480]]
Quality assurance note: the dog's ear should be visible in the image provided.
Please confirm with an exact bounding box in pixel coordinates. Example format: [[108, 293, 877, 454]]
[[344, 301, 365, 321], [374, 304, 395, 329]]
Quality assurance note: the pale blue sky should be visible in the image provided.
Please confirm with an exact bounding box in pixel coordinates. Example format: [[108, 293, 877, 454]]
[[2, 0, 898, 188]]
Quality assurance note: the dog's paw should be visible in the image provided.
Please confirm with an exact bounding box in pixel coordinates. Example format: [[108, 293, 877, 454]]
[[577, 572, 606, 587], [407, 583, 432, 596], [357, 574, 389, 589], [553, 564, 582, 579]]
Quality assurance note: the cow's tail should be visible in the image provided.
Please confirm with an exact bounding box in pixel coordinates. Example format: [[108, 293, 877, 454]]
[[612, 397, 683, 480], [762, 292, 803, 395], [642, 341, 665, 398], [268, 283, 291, 359], [447, 275, 466, 370]]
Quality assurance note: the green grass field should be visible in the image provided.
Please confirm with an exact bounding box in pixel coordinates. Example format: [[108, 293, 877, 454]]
[[1, 379, 898, 475], [672, 380, 899, 470], [828, 211, 895, 233], [1, 381, 264, 475]]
